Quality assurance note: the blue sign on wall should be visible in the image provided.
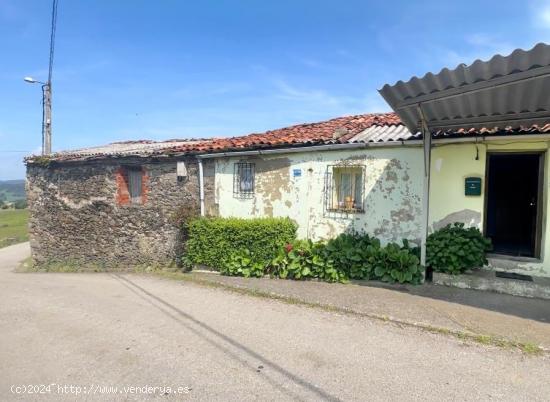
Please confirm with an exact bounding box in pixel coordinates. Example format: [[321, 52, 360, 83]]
[[293, 169, 302, 177]]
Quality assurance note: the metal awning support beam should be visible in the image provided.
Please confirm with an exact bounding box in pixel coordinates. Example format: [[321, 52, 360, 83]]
[[422, 111, 550, 131], [418, 104, 432, 279]]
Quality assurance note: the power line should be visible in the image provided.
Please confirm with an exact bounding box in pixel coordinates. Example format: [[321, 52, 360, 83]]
[[47, 0, 59, 84]]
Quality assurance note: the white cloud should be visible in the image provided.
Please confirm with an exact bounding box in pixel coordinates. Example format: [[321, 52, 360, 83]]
[[272, 79, 388, 117], [273, 79, 344, 107]]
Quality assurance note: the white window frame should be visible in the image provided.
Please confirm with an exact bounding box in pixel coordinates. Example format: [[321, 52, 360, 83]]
[[326, 165, 365, 213]]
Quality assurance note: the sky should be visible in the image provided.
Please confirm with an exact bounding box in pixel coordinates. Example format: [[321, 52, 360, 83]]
[[1, 0, 550, 179]]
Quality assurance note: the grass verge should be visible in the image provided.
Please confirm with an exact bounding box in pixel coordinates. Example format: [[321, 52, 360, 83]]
[[16, 257, 181, 274], [0, 209, 28, 248]]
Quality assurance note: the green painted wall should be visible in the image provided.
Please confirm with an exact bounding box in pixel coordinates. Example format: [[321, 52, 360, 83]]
[[430, 139, 550, 277]]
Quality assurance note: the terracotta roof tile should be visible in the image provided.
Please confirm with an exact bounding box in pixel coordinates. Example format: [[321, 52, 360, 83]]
[[25, 111, 550, 163], [28, 112, 405, 162]]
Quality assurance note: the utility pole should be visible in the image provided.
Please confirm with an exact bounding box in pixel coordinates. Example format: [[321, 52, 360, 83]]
[[42, 83, 52, 155], [43, 0, 58, 155], [24, 0, 58, 156]]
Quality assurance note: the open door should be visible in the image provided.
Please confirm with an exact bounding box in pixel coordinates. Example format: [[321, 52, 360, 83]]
[[485, 153, 543, 258]]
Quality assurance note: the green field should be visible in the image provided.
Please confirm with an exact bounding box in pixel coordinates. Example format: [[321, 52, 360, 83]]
[[0, 180, 25, 203], [0, 209, 29, 248]]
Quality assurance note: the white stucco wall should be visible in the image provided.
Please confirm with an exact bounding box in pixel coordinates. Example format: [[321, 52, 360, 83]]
[[214, 147, 424, 245]]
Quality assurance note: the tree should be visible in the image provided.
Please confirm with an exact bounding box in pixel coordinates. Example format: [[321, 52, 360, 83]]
[[13, 199, 28, 209]]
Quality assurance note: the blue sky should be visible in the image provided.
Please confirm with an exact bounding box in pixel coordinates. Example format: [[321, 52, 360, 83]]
[[1, 0, 550, 179]]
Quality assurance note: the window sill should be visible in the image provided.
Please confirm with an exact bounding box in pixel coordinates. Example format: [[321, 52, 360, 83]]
[[327, 208, 365, 214], [233, 193, 255, 199]]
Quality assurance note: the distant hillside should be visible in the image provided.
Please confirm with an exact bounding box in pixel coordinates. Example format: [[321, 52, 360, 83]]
[[0, 180, 26, 202]]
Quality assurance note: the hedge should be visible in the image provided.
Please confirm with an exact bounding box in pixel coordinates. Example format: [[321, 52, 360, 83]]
[[185, 217, 297, 270]]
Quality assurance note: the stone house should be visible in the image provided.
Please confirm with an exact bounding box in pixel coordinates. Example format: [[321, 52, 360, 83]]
[[25, 140, 217, 267], [26, 114, 419, 268]]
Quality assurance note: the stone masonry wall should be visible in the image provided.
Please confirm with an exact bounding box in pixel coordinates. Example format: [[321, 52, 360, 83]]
[[26, 157, 214, 268]]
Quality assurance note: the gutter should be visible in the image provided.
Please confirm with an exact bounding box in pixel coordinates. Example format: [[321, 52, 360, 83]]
[[432, 133, 550, 145], [195, 140, 423, 159], [194, 133, 550, 160]]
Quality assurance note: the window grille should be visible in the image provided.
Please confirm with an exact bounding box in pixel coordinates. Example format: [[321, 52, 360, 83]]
[[325, 165, 365, 213], [234, 162, 255, 198], [127, 168, 143, 204]]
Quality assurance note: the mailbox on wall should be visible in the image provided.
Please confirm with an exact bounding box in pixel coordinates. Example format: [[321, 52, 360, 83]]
[[465, 177, 482, 196]]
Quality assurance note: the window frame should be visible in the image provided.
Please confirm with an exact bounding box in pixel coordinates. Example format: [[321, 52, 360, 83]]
[[118, 165, 145, 206], [325, 164, 365, 213], [127, 167, 143, 204], [233, 161, 255, 198]]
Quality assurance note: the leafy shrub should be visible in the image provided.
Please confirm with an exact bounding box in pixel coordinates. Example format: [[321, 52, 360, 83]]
[[323, 232, 378, 279], [221, 249, 266, 278], [269, 240, 347, 283], [323, 233, 422, 284], [217, 233, 423, 284], [427, 223, 492, 275], [370, 242, 423, 284], [185, 217, 297, 270]]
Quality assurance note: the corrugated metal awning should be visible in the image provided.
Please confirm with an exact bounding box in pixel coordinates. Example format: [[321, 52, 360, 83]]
[[378, 43, 550, 134]]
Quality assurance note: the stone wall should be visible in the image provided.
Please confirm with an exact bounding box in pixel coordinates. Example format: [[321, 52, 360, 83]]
[[26, 157, 213, 268]]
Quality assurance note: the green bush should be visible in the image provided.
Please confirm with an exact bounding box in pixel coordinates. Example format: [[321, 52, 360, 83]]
[[221, 249, 266, 278], [369, 242, 423, 284], [269, 240, 347, 283], [427, 223, 492, 275], [185, 217, 297, 270], [323, 233, 377, 279], [323, 233, 422, 284], [219, 233, 422, 285]]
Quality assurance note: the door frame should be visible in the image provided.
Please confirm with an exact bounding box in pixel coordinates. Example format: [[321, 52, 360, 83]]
[[483, 150, 545, 259]]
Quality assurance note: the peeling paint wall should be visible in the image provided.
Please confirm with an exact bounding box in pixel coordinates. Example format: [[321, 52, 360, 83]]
[[429, 140, 550, 277], [215, 147, 424, 246]]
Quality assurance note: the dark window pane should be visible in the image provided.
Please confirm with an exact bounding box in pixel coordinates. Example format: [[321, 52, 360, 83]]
[[128, 169, 142, 203]]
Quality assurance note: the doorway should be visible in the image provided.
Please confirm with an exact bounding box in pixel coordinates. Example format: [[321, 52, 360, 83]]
[[485, 153, 543, 258]]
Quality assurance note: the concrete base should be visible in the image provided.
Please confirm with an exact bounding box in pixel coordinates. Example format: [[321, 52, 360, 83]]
[[433, 269, 550, 300]]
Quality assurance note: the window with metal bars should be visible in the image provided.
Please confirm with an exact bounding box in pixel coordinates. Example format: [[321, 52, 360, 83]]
[[325, 165, 365, 213], [233, 162, 255, 198]]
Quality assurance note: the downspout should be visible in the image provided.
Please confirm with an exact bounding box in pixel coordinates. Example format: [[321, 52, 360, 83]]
[[418, 104, 432, 281], [198, 159, 205, 216]]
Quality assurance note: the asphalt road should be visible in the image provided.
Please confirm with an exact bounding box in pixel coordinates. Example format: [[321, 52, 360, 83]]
[[1, 243, 549, 401]]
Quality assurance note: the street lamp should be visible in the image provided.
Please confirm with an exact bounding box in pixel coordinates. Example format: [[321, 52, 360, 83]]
[[24, 76, 52, 155], [24, 0, 58, 156]]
